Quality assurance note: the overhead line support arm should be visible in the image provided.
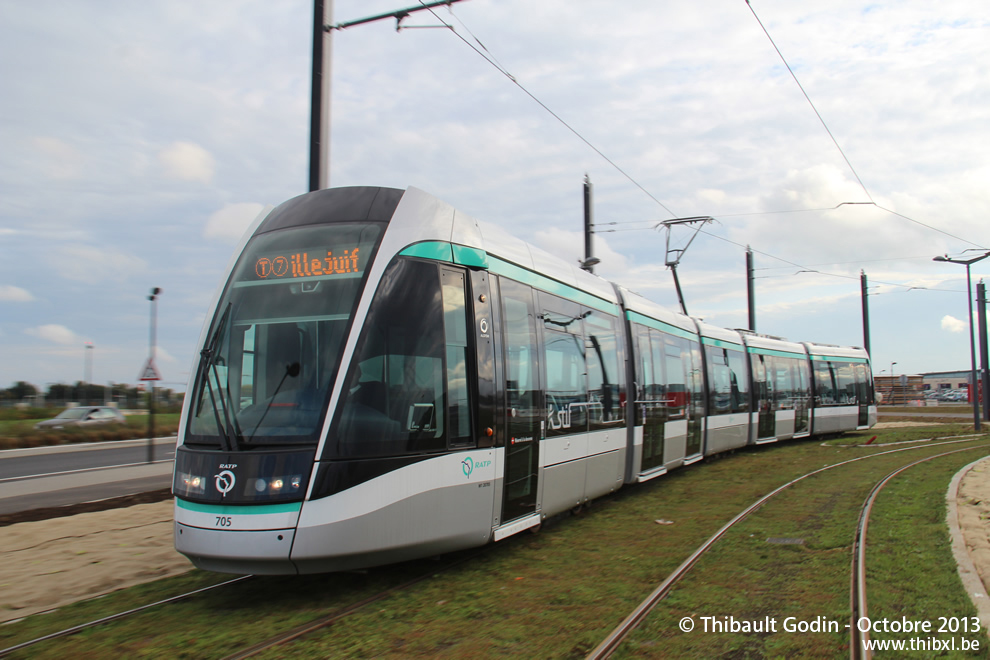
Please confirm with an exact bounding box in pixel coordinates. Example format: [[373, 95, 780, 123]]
[[328, 0, 466, 31]]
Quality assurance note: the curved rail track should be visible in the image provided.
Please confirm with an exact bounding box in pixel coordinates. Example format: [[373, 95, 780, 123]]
[[587, 438, 990, 660], [847, 445, 986, 658]]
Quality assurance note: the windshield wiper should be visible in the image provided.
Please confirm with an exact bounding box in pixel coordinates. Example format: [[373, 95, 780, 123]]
[[199, 303, 241, 451], [245, 361, 300, 444]]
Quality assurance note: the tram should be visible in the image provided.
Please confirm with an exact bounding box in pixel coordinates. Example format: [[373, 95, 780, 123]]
[[172, 186, 876, 574]]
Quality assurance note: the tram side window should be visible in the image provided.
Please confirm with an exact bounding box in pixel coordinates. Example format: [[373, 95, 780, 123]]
[[664, 335, 688, 419], [541, 295, 587, 437], [727, 349, 748, 413], [441, 269, 473, 446], [837, 362, 856, 404], [858, 363, 874, 405], [649, 330, 668, 405], [774, 358, 795, 409], [751, 354, 768, 412], [796, 359, 811, 404], [814, 360, 838, 406], [544, 329, 587, 435], [634, 325, 668, 424], [502, 280, 539, 441], [706, 345, 748, 416], [332, 258, 447, 458], [585, 310, 623, 427], [706, 345, 732, 415], [634, 325, 651, 425]]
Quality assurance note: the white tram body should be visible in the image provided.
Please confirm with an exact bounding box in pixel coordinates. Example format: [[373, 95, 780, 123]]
[[173, 187, 876, 575]]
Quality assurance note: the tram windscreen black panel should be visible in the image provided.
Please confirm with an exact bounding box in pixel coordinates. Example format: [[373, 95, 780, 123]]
[[186, 223, 382, 448], [329, 257, 449, 459]]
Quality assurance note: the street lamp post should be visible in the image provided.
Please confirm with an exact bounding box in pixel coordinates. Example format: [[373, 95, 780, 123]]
[[891, 362, 897, 404], [147, 287, 161, 462], [84, 342, 93, 404], [933, 251, 990, 431]]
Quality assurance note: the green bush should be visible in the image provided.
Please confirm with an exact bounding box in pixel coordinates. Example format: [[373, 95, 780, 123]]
[[0, 413, 180, 450]]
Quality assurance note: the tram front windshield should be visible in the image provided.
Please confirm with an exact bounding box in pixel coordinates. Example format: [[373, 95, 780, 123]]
[[186, 223, 382, 448]]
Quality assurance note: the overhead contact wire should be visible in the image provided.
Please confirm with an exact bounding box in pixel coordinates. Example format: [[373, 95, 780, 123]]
[[422, 2, 679, 218]]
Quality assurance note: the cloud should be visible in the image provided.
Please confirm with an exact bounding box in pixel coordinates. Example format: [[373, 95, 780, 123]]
[[26, 324, 78, 345], [530, 228, 630, 277], [204, 202, 265, 241], [0, 285, 33, 302], [941, 315, 967, 333], [158, 141, 215, 184], [156, 346, 177, 364], [33, 136, 83, 180], [47, 245, 147, 284]]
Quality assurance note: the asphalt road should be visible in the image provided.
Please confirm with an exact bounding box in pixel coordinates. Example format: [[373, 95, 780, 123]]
[[0, 437, 176, 515]]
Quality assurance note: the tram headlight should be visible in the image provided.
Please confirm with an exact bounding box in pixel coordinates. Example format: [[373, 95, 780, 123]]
[[245, 475, 303, 497], [176, 471, 206, 496]]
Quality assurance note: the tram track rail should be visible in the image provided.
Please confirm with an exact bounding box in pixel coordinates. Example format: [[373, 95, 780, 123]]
[[587, 437, 990, 660], [0, 576, 251, 658], [219, 549, 486, 660], [847, 445, 986, 659], [0, 546, 487, 660]]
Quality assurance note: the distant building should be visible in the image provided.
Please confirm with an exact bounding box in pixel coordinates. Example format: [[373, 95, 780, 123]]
[[921, 370, 976, 391], [874, 370, 981, 405], [874, 375, 925, 405]]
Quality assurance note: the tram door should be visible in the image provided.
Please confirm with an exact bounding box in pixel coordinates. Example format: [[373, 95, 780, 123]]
[[499, 279, 543, 523], [753, 354, 776, 439], [468, 270, 496, 449], [854, 363, 869, 427], [685, 338, 705, 456], [637, 326, 666, 472]]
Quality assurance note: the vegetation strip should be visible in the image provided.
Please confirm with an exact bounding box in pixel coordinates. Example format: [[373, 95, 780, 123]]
[[0, 576, 251, 658], [2, 428, 987, 658], [221, 551, 485, 660], [589, 438, 990, 659], [849, 445, 990, 657]]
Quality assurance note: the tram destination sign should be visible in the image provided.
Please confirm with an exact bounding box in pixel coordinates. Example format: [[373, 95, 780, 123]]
[[250, 247, 363, 281]]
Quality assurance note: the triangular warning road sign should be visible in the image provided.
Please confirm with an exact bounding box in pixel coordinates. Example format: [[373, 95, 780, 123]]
[[138, 357, 162, 381]]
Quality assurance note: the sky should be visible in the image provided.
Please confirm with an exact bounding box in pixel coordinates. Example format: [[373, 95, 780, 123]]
[[1, 0, 988, 393]]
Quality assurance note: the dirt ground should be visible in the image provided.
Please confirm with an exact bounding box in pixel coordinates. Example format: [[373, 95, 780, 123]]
[[3, 450, 990, 626], [0, 501, 192, 623]]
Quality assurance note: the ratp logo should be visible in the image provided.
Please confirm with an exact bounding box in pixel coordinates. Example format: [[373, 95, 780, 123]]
[[215, 469, 236, 495], [462, 456, 492, 478]]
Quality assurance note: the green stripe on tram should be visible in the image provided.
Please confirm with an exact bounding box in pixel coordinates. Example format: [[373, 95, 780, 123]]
[[808, 354, 869, 364], [486, 256, 618, 315], [747, 346, 806, 359], [400, 241, 453, 262], [452, 244, 489, 269], [176, 499, 302, 515], [400, 241, 619, 315], [626, 311, 697, 341], [701, 336, 743, 350]]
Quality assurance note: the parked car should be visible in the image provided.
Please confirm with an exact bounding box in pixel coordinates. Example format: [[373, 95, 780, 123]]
[[34, 406, 127, 430]]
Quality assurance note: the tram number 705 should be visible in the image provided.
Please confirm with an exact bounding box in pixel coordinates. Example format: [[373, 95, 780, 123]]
[[215, 516, 233, 527]]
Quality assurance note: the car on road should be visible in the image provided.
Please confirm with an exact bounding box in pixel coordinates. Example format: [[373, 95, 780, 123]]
[[34, 406, 127, 430]]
